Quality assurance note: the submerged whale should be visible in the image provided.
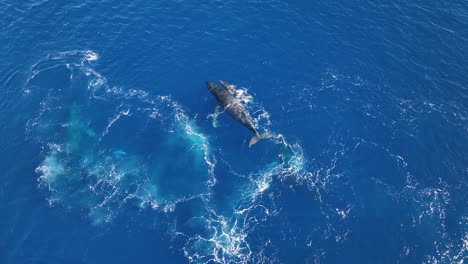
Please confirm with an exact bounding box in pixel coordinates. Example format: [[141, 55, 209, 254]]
[[207, 81, 268, 147]]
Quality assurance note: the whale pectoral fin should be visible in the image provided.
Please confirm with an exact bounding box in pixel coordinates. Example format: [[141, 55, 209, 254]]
[[220, 80, 237, 95], [227, 86, 237, 95], [212, 105, 222, 128]]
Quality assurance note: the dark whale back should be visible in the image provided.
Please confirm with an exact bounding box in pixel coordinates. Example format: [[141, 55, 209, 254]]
[[207, 81, 231, 108], [207, 81, 256, 133]]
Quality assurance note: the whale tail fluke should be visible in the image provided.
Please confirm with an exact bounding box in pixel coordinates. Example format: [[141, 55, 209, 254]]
[[249, 132, 270, 147]]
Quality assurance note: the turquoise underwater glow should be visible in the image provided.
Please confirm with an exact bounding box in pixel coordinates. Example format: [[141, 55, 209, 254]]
[[1, 0, 467, 263]]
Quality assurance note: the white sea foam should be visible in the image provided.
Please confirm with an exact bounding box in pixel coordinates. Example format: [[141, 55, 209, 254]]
[[29, 50, 216, 226], [176, 82, 316, 263], [101, 104, 131, 138], [27, 52, 322, 263]]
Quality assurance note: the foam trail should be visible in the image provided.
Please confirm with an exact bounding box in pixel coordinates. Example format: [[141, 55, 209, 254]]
[[101, 104, 131, 138], [28, 50, 216, 225], [28, 56, 314, 263], [179, 82, 312, 263]]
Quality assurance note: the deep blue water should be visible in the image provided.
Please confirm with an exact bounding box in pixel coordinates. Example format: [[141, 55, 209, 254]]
[[1, 0, 467, 263]]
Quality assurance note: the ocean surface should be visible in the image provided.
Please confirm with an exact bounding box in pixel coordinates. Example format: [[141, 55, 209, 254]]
[[0, 0, 467, 263]]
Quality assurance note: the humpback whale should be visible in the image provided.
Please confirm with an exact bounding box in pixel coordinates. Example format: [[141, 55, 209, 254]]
[[207, 81, 268, 147]]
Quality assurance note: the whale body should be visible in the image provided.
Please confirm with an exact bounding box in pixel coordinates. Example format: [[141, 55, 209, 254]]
[[207, 81, 267, 147]]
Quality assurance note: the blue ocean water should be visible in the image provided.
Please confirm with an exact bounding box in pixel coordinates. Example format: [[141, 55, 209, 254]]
[[1, 0, 467, 263]]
